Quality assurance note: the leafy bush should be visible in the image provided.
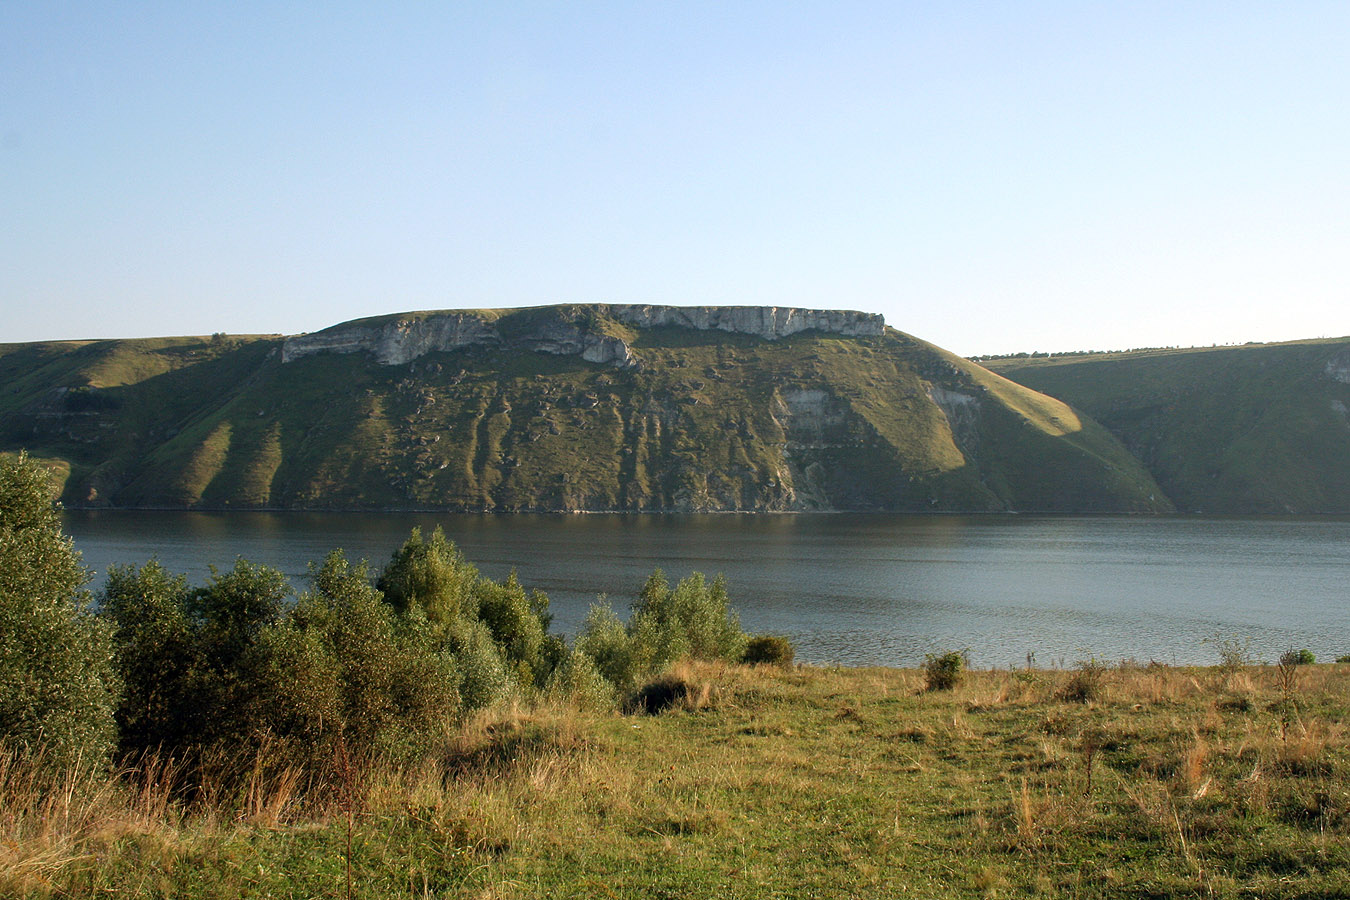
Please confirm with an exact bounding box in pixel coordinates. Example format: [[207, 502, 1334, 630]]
[[248, 551, 460, 765], [922, 651, 966, 691], [628, 570, 747, 667], [0, 453, 119, 769], [545, 647, 616, 710], [101, 561, 199, 754], [573, 602, 642, 692], [575, 570, 750, 696], [448, 618, 516, 712], [473, 571, 554, 688], [104, 548, 468, 769], [1057, 657, 1109, 703], [376, 526, 479, 631], [743, 634, 795, 668], [1280, 648, 1315, 666]]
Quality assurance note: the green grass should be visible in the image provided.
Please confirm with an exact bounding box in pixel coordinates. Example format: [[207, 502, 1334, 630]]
[[6, 659, 1348, 898], [989, 337, 1350, 513]]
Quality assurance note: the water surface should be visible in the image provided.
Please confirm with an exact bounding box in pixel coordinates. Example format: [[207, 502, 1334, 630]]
[[63, 511, 1350, 668]]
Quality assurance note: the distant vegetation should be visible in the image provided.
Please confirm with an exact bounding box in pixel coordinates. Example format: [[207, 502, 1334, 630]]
[[990, 336, 1350, 513]]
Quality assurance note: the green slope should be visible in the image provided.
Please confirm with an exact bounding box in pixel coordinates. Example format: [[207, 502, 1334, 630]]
[[0, 307, 1168, 512], [988, 338, 1350, 513]]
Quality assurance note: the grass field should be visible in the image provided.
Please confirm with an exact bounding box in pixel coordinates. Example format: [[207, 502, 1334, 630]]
[[6, 658, 1347, 898], [988, 337, 1350, 514]]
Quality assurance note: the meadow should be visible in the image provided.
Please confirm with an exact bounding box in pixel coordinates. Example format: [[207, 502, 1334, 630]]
[[5, 657, 1347, 899]]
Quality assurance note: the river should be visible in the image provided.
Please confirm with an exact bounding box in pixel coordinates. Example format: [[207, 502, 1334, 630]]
[[62, 511, 1350, 668]]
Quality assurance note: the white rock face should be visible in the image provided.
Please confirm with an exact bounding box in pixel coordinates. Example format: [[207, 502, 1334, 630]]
[[926, 385, 980, 451], [281, 304, 884, 367], [281, 314, 499, 365], [609, 305, 884, 339], [1325, 350, 1350, 384]]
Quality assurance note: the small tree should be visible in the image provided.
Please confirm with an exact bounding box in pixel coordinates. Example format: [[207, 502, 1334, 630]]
[[247, 550, 460, 765], [376, 526, 478, 631], [101, 560, 199, 754], [0, 452, 119, 768]]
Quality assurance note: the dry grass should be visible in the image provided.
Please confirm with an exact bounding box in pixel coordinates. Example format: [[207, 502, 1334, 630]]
[[4, 661, 1349, 898]]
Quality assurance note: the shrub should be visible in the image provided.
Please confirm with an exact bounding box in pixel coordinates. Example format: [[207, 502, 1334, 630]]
[[575, 570, 751, 695], [743, 634, 795, 668], [100, 561, 199, 755], [627, 570, 747, 667], [1206, 633, 1256, 686], [922, 651, 966, 691], [1279, 648, 1315, 666], [473, 571, 551, 688], [249, 551, 460, 765], [0, 452, 119, 769], [1337, 655, 1350, 664], [544, 647, 616, 710], [574, 602, 643, 692], [377, 526, 479, 632], [448, 618, 516, 712], [1057, 657, 1109, 703]]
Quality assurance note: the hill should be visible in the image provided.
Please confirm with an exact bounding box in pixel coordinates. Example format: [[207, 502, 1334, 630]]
[[987, 338, 1350, 513], [0, 305, 1168, 513]]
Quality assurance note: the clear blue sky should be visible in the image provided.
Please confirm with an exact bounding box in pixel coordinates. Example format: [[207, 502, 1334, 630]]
[[4, 2, 1347, 356]]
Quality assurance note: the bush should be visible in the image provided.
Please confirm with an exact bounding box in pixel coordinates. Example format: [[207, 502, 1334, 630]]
[[573, 602, 642, 692], [249, 551, 460, 765], [1206, 633, 1256, 685], [0, 453, 119, 769], [1280, 648, 1315, 666], [100, 561, 199, 754], [743, 634, 795, 668], [574, 570, 751, 696], [1337, 655, 1350, 664], [627, 570, 747, 667], [376, 526, 479, 632], [922, 651, 966, 691], [448, 618, 516, 712], [545, 647, 616, 710], [1057, 657, 1109, 703], [473, 571, 552, 688]]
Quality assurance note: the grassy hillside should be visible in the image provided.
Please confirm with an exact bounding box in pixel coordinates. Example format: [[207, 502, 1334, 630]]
[[7, 659, 1348, 898], [988, 338, 1350, 513], [0, 307, 1168, 512]]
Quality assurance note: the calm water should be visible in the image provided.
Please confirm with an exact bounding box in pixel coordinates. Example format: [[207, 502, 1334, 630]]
[[62, 511, 1350, 668]]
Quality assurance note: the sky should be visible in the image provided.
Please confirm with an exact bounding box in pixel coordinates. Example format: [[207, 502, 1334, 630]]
[[3, 2, 1348, 356]]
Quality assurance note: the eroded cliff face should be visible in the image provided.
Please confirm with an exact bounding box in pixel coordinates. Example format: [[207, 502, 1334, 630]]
[[608, 305, 884, 340], [1326, 348, 1350, 385], [281, 304, 885, 368]]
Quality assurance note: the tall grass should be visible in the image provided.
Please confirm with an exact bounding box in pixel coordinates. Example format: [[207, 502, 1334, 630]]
[[5, 659, 1348, 898]]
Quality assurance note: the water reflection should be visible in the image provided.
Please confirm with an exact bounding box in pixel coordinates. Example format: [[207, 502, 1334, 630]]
[[63, 511, 1350, 668]]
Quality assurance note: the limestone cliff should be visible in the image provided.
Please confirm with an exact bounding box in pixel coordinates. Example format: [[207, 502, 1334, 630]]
[[281, 304, 884, 368]]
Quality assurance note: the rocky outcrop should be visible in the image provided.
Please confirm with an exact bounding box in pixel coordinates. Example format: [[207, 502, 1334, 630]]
[[926, 385, 981, 453], [281, 313, 499, 365], [281, 304, 884, 367], [1326, 349, 1350, 384], [608, 305, 884, 340]]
